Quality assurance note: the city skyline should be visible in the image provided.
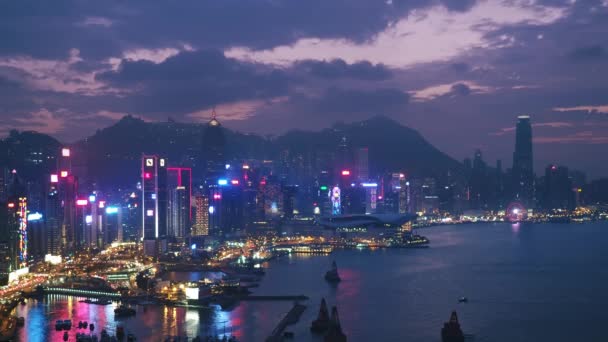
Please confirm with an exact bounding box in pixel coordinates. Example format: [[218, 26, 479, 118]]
[[1, 1, 608, 178]]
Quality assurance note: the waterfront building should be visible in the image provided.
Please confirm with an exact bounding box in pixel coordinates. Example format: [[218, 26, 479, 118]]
[[512, 115, 534, 207], [542, 165, 575, 210], [142, 155, 168, 257]]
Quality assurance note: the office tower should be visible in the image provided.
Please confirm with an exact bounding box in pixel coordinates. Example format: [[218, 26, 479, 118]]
[[168, 167, 192, 240], [330, 186, 341, 215], [470, 149, 488, 209], [104, 205, 122, 245], [0, 167, 8, 202], [169, 186, 188, 239], [282, 185, 298, 219], [15, 197, 28, 269], [142, 155, 168, 257], [192, 195, 209, 237], [201, 110, 226, 181], [45, 182, 62, 255], [355, 148, 369, 181], [123, 193, 141, 242], [208, 185, 222, 236], [261, 176, 283, 219], [27, 212, 45, 262], [217, 178, 244, 236], [512, 115, 534, 206], [399, 175, 408, 214], [542, 165, 575, 210]]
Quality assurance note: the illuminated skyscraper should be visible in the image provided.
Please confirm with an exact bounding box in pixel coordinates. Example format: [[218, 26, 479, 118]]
[[201, 109, 226, 181], [355, 148, 369, 181], [168, 167, 192, 240], [192, 195, 209, 237], [512, 115, 534, 206], [142, 155, 168, 257]]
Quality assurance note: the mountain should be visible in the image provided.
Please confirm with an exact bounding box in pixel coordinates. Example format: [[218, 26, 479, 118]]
[[0, 130, 61, 181], [2, 115, 462, 188]]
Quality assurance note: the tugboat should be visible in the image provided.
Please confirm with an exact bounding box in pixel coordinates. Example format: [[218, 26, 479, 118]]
[[324, 261, 341, 283], [310, 298, 331, 333], [441, 311, 465, 342], [324, 306, 347, 342]]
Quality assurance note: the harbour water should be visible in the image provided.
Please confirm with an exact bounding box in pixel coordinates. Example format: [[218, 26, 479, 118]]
[[15, 221, 608, 341]]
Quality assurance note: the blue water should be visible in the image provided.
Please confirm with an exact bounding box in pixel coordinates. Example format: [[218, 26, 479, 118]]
[[16, 222, 608, 341]]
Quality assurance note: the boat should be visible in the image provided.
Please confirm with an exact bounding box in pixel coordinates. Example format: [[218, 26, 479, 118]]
[[324, 261, 341, 283], [458, 297, 468, 303], [441, 311, 465, 342], [114, 305, 136, 317], [310, 298, 331, 333]]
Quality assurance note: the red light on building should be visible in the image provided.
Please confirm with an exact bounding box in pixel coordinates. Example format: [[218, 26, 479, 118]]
[[231, 179, 239, 185], [8, 203, 15, 208], [50, 174, 58, 183], [60, 171, 68, 177], [76, 199, 88, 206], [341, 170, 351, 176], [62, 148, 70, 157], [144, 172, 152, 179], [213, 194, 221, 200]]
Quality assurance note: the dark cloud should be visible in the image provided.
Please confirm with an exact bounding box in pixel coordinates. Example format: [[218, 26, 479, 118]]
[[450, 83, 471, 96], [295, 59, 392, 80], [569, 45, 608, 61], [98, 50, 288, 116], [313, 87, 409, 115]]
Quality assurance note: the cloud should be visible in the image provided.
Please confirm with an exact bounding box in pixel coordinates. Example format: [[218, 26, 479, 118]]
[[226, 1, 566, 67], [553, 105, 608, 114], [295, 59, 392, 80], [412, 80, 492, 100], [569, 45, 608, 61], [534, 130, 608, 144]]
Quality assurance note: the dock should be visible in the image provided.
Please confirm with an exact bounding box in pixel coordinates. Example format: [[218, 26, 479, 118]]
[[265, 303, 306, 342]]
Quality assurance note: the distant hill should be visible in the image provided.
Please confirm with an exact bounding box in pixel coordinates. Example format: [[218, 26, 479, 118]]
[[3, 115, 462, 188]]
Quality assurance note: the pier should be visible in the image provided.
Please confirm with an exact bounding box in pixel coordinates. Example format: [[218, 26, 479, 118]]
[[265, 303, 307, 342]]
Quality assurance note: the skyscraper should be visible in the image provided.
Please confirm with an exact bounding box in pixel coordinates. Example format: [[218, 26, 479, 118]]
[[142, 155, 168, 257], [512, 115, 534, 207], [355, 148, 369, 181], [201, 110, 226, 181], [192, 195, 209, 237]]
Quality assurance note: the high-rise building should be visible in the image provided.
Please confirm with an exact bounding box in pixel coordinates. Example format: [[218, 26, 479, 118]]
[[27, 211, 45, 262], [354, 148, 369, 181], [45, 183, 62, 255], [192, 195, 209, 237], [201, 110, 226, 181], [142, 155, 168, 257], [512, 115, 534, 207], [169, 186, 188, 239], [542, 165, 575, 210]]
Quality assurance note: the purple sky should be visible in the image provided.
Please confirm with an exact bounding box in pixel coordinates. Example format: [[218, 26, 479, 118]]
[[1, 1, 607, 178]]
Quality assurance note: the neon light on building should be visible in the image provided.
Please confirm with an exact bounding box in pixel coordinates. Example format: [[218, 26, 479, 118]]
[[62, 148, 70, 157], [18, 197, 28, 268], [76, 199, 88, 206], [50, 174, 58, 183], [341, 170, 351, 176]]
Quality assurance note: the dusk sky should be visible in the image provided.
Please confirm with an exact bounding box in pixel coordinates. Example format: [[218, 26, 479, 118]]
[[1, 1, 607, 178]]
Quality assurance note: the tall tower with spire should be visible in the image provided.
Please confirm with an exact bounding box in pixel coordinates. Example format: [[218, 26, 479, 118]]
[[201, 108, 226, 182]]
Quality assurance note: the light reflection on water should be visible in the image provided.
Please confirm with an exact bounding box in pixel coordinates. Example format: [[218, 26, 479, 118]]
[[14, 222, 608, 341]]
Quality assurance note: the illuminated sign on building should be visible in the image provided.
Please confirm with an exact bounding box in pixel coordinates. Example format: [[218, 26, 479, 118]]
[[330, 187, 341, 215], [18, 197, 28, 268], [62, 148, 70, 157], [218, 179, 228, 186], [106, 207, 119, 214], [50, 174, 58, 183], [60, 171, 68, 177], [76, 199, 88, 206], [27, 212, 43, 221], [341, 170, 351, 176]]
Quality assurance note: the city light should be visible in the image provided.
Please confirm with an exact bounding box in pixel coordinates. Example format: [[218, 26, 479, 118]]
[[209, 205, 215, 214], [213, 194, 221, 200], [27, 212, 43, 221], [60, 171, 68, 177], [88, 195, 96, 202], [218, 179, 228, 186], [106, 207, 119, 214], [341, 170, 351, 176], [50, 174, 58, 183], [144, 172, 152, 179], [242, 164, 250, 169], [362, 183, 378, 187], [231, 179, 239, 185], [320, 186, 328, 191], [147, 209, 154, 216], [225, 164, 231, 169], [76, 199, 88, 206], [98, 201, 106, 208], [62, 148, 70, 157], [7, 203, 15, 208], [85, 215, 93, 224]]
